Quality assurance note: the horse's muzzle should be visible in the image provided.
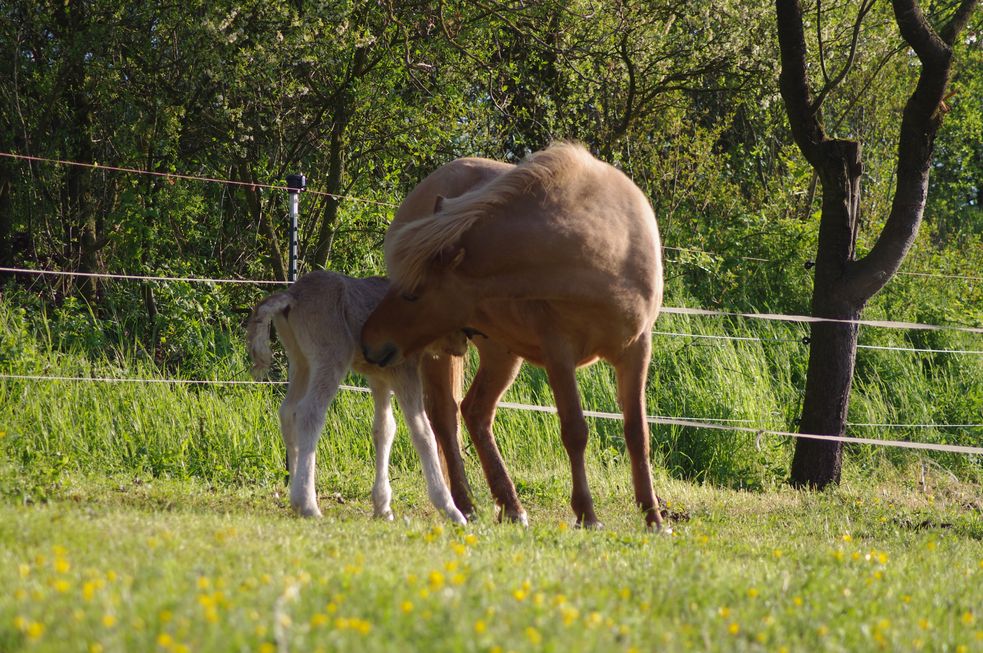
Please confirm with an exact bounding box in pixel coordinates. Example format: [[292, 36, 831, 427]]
[[363, 342, 398, 368]]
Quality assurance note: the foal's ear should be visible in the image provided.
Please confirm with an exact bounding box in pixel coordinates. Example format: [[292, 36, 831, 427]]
[[433, 195, 446, 214]]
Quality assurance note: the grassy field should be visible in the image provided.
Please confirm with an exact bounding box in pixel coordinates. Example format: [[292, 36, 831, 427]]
[[0, 467, 981, 653]]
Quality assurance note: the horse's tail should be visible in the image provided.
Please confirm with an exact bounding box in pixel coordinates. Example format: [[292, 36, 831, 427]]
[[246, 292, 294, 380]]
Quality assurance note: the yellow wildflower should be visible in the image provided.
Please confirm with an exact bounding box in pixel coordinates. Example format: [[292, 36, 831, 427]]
[[474, 619, 487, 634], [962, 612, 975, 626], [526, 626, 542, 645], [728, 622, 740, 635], [428, 571, 445, 590], [747, 587, 759, 599], [27, 621, 45, 640], [401, 601, 414, 614], [157, 633, 173, 647], [103, 614, 117, 628]]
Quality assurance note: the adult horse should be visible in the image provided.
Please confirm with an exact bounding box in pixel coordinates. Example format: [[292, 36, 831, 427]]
[[362, 143, 665, 529]]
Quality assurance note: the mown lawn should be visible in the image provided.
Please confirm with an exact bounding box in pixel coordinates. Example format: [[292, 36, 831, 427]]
[[1, 467, 980, 653]]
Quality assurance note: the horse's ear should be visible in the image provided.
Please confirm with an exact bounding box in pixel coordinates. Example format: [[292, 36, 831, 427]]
[[434, 244, 466, 270], [433, 195, 446, 214]]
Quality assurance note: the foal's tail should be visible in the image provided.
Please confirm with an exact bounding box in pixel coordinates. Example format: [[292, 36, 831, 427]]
[[246, 292, 294, 380]]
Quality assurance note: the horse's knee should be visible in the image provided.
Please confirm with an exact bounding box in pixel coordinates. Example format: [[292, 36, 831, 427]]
[[559, 417, 589, 452], [461, 395, 493, 434]]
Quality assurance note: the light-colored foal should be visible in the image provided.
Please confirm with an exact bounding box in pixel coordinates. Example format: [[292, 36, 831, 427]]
[[247, 270, 466, 524]]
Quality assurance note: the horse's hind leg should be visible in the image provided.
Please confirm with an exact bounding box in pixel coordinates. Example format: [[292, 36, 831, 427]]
[[287, 361, 344, 518], [421, 354, 476, 517], [542, 349, 600, 529], [392, 369, 467, 525], [461, 339, 526, 525], [367, 377, 396, 520], [615, 333, 663, 530]]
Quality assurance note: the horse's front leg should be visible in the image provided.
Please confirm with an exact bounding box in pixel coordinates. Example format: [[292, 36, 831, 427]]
[[615, 332, 663, 530], [461, 339, 527, 525], [542, 349, 600, 529], [421, 353, 476, 518], [392, 370, 467, 525], [367, 378, 396, 520]]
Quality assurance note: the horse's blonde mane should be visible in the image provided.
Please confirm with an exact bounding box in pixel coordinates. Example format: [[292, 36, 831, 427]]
[[385, 142, 596, 291]]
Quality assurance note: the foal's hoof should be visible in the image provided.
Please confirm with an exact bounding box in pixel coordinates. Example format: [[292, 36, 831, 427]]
[[374, 509, 395, 522], [575, 519, 603, 530], [294, 505, 323, 519], [445, 507, 468, 526]]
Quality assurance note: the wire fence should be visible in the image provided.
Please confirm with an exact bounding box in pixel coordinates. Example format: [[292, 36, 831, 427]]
[[2, 152, 981, 459]]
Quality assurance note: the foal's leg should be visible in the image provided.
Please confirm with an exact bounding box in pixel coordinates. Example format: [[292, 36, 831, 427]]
[[279, 360, 309, 494], [615, 333, 663, 530], [421, 354, 476, 517], [392, 369, 467, 525], [461, 339, 526, 525], [287, 361, 344, 518], [367, 377, 397, 520], [542, 349, 600, 529]]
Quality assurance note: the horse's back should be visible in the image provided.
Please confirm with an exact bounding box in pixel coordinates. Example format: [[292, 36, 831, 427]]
[[392, 157, 513, 230]]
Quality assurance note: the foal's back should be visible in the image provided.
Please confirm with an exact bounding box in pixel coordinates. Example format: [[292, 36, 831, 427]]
[[278, 271, 389, 373]]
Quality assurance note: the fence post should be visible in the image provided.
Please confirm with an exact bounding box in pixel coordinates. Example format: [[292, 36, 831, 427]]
[[285, 173, 306, 283]]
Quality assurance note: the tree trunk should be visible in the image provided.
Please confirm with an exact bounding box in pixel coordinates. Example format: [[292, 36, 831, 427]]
[[0, 161, 12, 266], [775, 0, 976, 488]]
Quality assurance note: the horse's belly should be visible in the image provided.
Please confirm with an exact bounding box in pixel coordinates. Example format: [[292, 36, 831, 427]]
[[472, 299, 639, 366]]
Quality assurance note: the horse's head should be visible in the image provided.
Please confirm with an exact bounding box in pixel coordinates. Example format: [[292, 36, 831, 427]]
[[361, 245, 475, 367]]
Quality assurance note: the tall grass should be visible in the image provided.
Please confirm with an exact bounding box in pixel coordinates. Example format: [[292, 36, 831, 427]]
[[2, 285, 980, 509]]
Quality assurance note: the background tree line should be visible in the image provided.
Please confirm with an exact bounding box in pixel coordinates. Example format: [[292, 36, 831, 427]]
[[0, 0, 980, 483]]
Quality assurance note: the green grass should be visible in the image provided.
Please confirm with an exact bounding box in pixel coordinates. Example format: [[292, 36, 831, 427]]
[[0, 470, 980, 653]]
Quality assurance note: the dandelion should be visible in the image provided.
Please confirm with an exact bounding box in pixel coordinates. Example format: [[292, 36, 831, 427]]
[[428, 570, 445, 591], [159, 610, 173, 623], [90, 644, 103, 653], [157, 633, 173, 647], [817, 624, 829, 637], [464, 534, 478, 546], [451, 542, 467, 556], [526, 626, 542, 645], [54, 558, 71, 574], [18, 563, 30, 578], [103, 614, 117, 628], [259, 643, 276, 653], [401, 601, 414, 614], [552, 594, 567, 606], [451, 573, 466, 586], [561, 607, 580, 626], [728, 622, 740, 635], [772, 549, 783, 559], [842, 534, 852, 542], [558, 522, 569, 532], [474, 619, 487, 634], [926, 540, 937, 552], [513, 588, 528, 602], [718, 607, 732, 619], [747, 587, 759, 599], [26, 621, 45, 640], [792, 596, 803, 608], [962, 612, 975, 626], [53, 579, 71, 593], [586, 612, 603, 628], [918, 618, 931, 631]]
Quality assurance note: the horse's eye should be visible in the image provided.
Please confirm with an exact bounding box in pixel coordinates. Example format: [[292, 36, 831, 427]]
[[401, 292, 419, 303]]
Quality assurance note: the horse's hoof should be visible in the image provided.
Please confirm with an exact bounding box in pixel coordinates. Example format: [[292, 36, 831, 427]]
[[498, 508, 529, 527], [575, 520, 603, 530]]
